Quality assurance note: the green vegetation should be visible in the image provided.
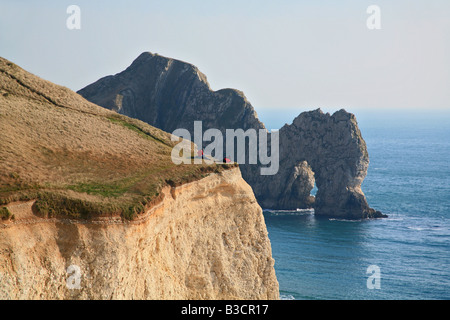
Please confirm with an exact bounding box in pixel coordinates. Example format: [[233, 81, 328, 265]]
[[0, 165, 236, 221], [0, 206, 14, 221], [30, 163, 235, 220], [0, 161, 237, 221], [67, 181, 130, 198], [107, 115, 173, 147], [0, 162, 236, 221]]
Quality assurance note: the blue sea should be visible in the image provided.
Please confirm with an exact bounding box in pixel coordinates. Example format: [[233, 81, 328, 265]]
[[259, 109, 450, 300]]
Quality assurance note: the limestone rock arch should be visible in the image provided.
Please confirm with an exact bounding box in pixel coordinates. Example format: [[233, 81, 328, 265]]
[[249, 109, 385, 219]]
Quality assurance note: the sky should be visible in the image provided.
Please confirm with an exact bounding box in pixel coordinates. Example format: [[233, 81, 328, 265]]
[[1, 0, 449, 128]]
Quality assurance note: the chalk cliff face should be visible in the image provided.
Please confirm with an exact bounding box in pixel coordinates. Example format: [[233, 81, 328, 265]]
[[79, 52, 385, 219], [0, 168, 279, 300]]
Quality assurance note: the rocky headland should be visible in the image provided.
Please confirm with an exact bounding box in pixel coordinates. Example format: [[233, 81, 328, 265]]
[[78, 52, 385, 219], [0, 56, 279, 299]]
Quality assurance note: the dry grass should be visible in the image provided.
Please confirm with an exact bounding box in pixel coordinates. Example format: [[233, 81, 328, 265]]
[[0, 57, 236, 220]]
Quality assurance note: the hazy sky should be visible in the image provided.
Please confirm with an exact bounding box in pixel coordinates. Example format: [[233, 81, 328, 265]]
[[1, 0, 449, 118]]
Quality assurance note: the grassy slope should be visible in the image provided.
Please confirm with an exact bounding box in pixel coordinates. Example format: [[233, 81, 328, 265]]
[[0, 57, 236, 220]]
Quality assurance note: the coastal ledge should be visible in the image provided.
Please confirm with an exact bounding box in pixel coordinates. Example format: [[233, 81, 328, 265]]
[[0, 168, 279, 300]]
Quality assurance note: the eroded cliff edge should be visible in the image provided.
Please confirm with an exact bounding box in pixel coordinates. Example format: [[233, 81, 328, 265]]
[[0, 168, 279, 300]]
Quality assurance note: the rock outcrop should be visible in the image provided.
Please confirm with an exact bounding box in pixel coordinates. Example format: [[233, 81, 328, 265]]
[[0, 168, 279, 299], [254, 109, 385, 219], [78, 52, 385, 219], [78, 52, 264, 135]]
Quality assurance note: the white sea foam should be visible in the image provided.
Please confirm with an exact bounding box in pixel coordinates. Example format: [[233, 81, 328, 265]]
[[386, 217, 404, 221], [407, 226, 424, 231], [280, 294, 296, 300], [328, 218, 360, 222], [263, 208, 314, 216]]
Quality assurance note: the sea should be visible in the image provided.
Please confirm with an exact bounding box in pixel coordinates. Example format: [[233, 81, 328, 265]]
[[259, 109, 450, 300]]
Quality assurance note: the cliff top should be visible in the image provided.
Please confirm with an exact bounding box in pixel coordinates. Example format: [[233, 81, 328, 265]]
[[0, 57, 235, 220]]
